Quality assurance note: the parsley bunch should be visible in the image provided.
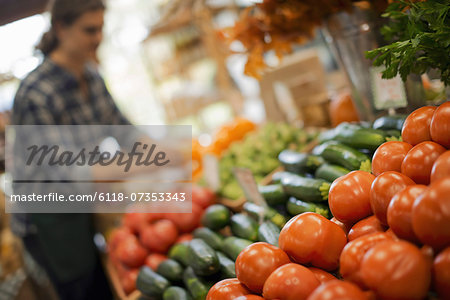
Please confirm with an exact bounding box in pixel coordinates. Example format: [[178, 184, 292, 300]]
[[366, 0, 450, 85]]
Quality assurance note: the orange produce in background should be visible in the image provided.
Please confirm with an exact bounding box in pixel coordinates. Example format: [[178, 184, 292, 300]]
[[329, 92, 360, 127]]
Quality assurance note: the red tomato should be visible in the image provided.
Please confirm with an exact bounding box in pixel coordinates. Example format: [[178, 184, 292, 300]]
[[234, 296, 265, 300], [279, 213, 347, 271], [263, 263, 320, 300], [115, 235, 147, 268], [308, 267, 337, 284], [433, 247, 450, 299], [206, 278, 250, 300], [307, 280, 368, 300], [330, 217, 352, 235], [431, 150, 450, 183], [165, 203, 203, 233], [120, 268, 138, 295], [401, 106, 436, 146], [348, 215, 386, 241], [387, 184, 427, 244], [176, 233, 193, 243], [370, 171, 414, 225], [430, 101, 450, 148], [123, 213, 149, 234], [108, 226, 133, 253], [140, 219, 178, 253], [371, 141, 413, 176], [192, 185, 216, 209], [360, 240, 431, 300], [328, 171, 375, 224], [235, 242, 291, 294], [384, 228, 400, 240], [144, 253, 167, 271], [339, 232, 392, 289], [412, 177, 450, 251], [401, 141, 446, 185]]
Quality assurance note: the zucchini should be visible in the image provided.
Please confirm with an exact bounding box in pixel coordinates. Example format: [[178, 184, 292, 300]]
[[286, 197, 330, 218], [330, 123, 387, 151], [193, 227, 224, 251], [230, 213, 259, 241], [187, 239, 220, 276], [278, 150, 325, 174], [315, 164, 350, 182], [271, 171, 295, 184], [136, 266, 170, 298], [257, 221, 280, 246], [201, 204, 231, 231], [168, 242, 190, 267], [281, 174, 330, 202], [221, 237, 253, 260], [216, 251, 236, 278], [183, 267, 209, 300], [258, 184, 288, 206], [372, 114, 407, 131], [163, 286, 192, 300], [243, 202, 287, 228], [312, 141, 371, 171], [157, 259, 183, 283]]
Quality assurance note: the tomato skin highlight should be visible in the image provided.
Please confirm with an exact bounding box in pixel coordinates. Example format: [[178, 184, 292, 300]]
[[372, 141, 412, 176], [370, 171, 415, 226], [307, 280, 368, 300], [235, 242, 291, 294], [360, 240, 431, 300], [328, 171, 375, 224], [431, 150, 450, 183], [206, 278, 250, 300], [412, 177, 450, 252], [263, 263, 320, 300], [348, 215, 386, 242], [401, 141, 446, 185], [279, 213, 347, 271], [308, 267, 337, 284], [430, 101, 450, 148], [401, 105, 436, 146]]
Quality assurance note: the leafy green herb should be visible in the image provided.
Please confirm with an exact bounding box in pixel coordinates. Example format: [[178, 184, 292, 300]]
[[366, 0, 450, 85]]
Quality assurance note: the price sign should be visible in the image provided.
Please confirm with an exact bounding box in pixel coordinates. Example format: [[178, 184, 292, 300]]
[[233, 167, 267, 208], [371, 66, 408, 110]]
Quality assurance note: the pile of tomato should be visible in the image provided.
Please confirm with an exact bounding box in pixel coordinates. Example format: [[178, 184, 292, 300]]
[[107, 185, 216, 294], [206, 102, 450, 300]]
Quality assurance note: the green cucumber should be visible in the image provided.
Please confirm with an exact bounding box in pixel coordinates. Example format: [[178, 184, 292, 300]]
[[193, 227, 224, 251], [201, 204, 231, 231], [168, 242, 190, 267], [187, 239, 220, 276], [257, 221, 280, 246], [163, 286, 192, 300], [372, 115, 407, 131], [271, 171, 295, 184], [286, 197, 330, 218], [216, 251, 236, 278], [156, 259, 183, 282], [136, 266, 170, 298], [278, 150, 309, 174], [258, 184, 288, 206], [315, 164, 350, 182], [313, 141, 371, 171], [243, 202, 287, 228], [183, 267, 209, 300], [330, 123, 387, 151], [221, 237, 253, 260], [230, 213, 259, 241], [281, 174, 330, 202]]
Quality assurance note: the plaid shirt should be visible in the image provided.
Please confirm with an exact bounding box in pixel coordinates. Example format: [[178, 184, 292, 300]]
[[10, 58, 133, 236]]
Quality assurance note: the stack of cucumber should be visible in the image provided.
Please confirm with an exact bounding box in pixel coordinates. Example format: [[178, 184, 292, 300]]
[[136, 204, 284, 300], [258, 116, 407, 220]]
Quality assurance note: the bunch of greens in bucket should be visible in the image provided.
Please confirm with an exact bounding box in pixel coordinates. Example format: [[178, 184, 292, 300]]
[[366, 0, 450, 86]]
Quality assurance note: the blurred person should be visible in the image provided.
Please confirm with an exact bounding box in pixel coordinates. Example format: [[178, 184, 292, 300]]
[[9, 0, 129, 299]]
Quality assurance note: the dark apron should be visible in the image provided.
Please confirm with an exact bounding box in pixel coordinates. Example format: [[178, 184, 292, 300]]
[[30, 213, 97, 283]]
